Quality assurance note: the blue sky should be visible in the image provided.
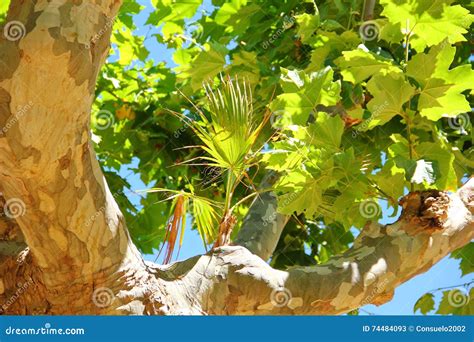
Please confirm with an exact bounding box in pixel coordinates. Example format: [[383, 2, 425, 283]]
[[115, 0, 472, 315]]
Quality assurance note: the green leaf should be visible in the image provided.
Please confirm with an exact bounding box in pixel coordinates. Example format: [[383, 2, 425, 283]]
[[365, 73, 415, 129], [414, 293, 435, 315], [436, 288, 473, 315], [270, 67, 341, 126], [407, 43, 473, 120], [214, 0, 248, 24], [335, 49, 402, 84], [276, 170, 327, 218], [380, 0, 474, 52], [0, 1, 8, 16], [306, 31, 359, 72], [150, 0, 201, 25], [175, 42, 228, 91], [451, 243, 474, 276], [371, 159, 406, 203], [415, 142, 457, 190], [295, 13, 320, 44], [307, 112, 344, 150]]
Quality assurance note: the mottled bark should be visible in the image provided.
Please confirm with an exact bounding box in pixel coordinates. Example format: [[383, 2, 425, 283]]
[[235, 172, 289, 260], [147, 181, 474, 315], [0, 0, 472, 316], [0, 0, 152, 314]]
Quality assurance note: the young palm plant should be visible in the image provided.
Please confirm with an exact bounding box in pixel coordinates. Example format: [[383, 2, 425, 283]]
[[193, 76, 269, 247], [150, 76, 269, 262]]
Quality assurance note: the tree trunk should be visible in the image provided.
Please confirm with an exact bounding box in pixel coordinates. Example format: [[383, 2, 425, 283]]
[[0, 1, 472, 315]]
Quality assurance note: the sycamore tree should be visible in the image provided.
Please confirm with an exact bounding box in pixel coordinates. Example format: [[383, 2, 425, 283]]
[[0, 0, 472, 315]]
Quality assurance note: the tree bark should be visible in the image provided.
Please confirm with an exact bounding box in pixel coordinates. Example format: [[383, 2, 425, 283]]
[[234, 172, 289, 261], [0, 0, 151, 314], [0, 1, 472, 316]]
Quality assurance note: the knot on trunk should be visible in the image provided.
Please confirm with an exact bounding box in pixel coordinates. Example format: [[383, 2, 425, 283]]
[[399, 190, 450, 235]]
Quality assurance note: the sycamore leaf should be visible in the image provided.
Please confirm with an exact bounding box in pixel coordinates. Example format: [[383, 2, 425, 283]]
[[411, 159, 435, 185], [436, 288, 473, 315], [175, 42, 228, 91], [262, 141, 307, 172], [306, 31, 359, 72], [380, 0, 474, 52], [416, 78, 471, 121], [149, 0, 201, 25], [415, 142, 457, 190], [407, 43, 473, 120], [295, 12, 320, 44], [307, 112, 344, 150], [335, 49, 402, 84], [365, 73, 415, 129], [214, 0, 249, 24], [276, 170, 329, 218], [414, 293, 435, 315], [371, 159, 406, 203], [270, 67, 341, 126], [451, 243, 474, 276]]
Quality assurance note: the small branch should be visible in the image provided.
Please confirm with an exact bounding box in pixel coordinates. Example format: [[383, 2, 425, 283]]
[[362, 0, 376, 21], [234, 171, 289, 260]]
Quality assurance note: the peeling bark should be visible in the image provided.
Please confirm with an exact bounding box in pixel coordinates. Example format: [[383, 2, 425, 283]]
[[0, 0, 472, 316], [0, 0, 150, 314]]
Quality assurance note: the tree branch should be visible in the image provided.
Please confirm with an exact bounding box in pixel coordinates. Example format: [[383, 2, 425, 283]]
[[234, 172, 289, 260], [362, 0, 376, 20], [151, 180, 473, 315]]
